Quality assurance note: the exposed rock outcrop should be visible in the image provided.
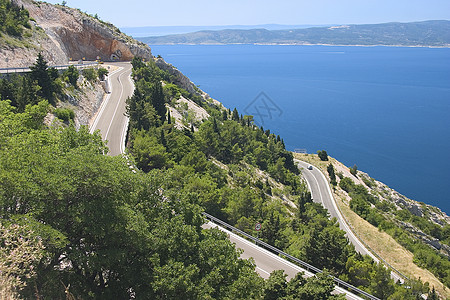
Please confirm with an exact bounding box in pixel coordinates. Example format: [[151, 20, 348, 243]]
[[155, 57, 201, 96], [1, 0, 152, 68]]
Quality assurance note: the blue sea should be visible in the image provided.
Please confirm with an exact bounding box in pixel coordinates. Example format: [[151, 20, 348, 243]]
[[150, 45, 450, 214]]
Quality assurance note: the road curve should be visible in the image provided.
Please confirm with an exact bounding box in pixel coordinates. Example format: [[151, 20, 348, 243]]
[[295, 159, 404, 283], [90, 62, 134, 156], [295, 159, 375, 258], [203, 222, 364, 300], [91, 63, 367, 298]]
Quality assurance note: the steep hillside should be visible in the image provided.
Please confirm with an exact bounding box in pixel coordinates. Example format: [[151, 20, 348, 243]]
[[0, 0, 152, 68], [295, 153, 450, 298]]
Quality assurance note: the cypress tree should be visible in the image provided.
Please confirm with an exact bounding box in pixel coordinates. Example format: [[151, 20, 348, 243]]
[[232, 108, 239, 121], [30, 53, 55, 104], [167, 109, 171, 124], [222, 109, 228, 121], [213, 117, 219, 133], [151, 80, 166, 123]]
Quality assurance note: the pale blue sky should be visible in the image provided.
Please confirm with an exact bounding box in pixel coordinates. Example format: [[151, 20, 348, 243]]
[[45, 0, 450, 27]]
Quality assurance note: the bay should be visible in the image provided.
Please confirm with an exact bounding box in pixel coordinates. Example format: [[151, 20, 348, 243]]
[[150, 44, 450, 214]]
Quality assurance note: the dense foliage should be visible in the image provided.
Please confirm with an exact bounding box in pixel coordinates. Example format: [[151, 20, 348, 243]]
[[124, 57, 429, 299], [340, 176, 450, 288], [0, 0, 30, 37], [0, 99, 267, 299], [0, 55, 104, 114]]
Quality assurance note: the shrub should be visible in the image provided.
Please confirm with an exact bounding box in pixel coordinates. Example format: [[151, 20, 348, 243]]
[[350, 164, 358, 176], [63, 65, 79, 87], [97, 67, 109, 80], [82, 68, 97, 82], [54, 107, 75, 122], [317, 150, 328, 161]]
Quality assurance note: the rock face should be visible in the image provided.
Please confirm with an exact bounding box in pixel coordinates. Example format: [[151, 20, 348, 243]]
[[1, 0, 152, 67], [155, 58, 200, 95]]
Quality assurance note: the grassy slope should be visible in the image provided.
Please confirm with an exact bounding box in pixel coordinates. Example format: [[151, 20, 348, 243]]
[[293, 153, 450, 299]]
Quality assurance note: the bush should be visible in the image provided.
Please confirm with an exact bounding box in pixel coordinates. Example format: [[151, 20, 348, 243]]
[[317, 150, 328, 161], [350, 164, 358, 176], [82, 68, 97, 82], [63, 65, 79, 87], [97, 68, 109, 80], [0, 0, 31, 37], [53, 107, 75, 122]]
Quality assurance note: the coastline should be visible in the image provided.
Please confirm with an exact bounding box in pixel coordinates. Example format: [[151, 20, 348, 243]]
[[145, 42, 450, 48]]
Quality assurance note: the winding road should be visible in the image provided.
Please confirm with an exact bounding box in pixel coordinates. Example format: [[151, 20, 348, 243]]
[[90, 62, 134, 156], [89, 61, 370, 299], [295, 160, 376, 258], [295, 159, 403, 283]]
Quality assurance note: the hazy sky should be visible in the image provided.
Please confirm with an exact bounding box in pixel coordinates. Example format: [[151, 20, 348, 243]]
[[45, 0, 450, 27]]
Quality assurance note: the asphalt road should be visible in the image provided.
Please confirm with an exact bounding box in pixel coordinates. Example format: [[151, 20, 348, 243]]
[[295, 159, 374, 258], [295, 159, 405, 283], [203, 222, 364, 300], [90, 62, 134, 156], [89, 63, 368, 298]]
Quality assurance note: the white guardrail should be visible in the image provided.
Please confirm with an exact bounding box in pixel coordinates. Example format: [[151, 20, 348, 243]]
[[203, 212, 380, 300], [0, 62, 98, 74]]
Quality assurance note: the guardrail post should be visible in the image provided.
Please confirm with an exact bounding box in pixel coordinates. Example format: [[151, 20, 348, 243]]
[[202, 212, 380, 300]]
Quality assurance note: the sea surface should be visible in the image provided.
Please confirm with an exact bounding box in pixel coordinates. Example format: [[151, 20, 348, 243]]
[[150, 45, 450, 214]]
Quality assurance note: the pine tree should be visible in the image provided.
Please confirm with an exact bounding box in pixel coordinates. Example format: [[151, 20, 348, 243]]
[[167, 109, 171, 124], [212, 117, 220, 134], [151, 80, 166, 123], [222, 109, 228, 121], [232, 107, 239, 121], [327, 163, 337, 186], [160, 129, 167, 147], [30, 53, 55, 104]]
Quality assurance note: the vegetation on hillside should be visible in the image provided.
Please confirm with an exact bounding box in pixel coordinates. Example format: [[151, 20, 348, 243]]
[[140, 20, 450, 47], [0, 0, 31, 37], [339, 175, 450, 289], [0, 52, 442, 298], [0, 54, 106, 120], [123, 56, 432, 299], [0, 55, 347, 299]]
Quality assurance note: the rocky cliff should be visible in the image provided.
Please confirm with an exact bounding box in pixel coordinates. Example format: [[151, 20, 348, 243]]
[[0, 0, 152, 67]]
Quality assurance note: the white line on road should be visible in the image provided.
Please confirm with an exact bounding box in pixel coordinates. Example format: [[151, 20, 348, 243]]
[[255, 266, 271, 276], [104, 69, 126, 140], [119, 72, 135, 154], [89, 67, 123, 134]]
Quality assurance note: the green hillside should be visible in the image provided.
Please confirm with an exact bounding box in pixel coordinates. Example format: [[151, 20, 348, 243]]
[[140, 20, 450, 47]]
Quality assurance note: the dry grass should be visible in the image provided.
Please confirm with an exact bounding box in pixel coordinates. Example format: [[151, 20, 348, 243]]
[[293, 152, 450, 298], [338, 197, 449, 298]]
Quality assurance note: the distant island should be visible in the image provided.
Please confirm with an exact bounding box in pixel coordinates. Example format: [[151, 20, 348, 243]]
[[139, 20, 450, 47]]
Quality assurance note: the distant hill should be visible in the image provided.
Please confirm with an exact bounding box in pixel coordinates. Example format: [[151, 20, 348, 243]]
[[121, 24, 332, 37], [139, 20, 450, 47]]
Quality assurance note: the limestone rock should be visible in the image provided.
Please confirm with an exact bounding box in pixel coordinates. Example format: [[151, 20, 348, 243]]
[[1, 0, 152, 68]]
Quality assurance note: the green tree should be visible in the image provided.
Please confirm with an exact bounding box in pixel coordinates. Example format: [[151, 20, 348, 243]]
[[327, 163, 337, 186], [97, 67, 109, 80], [368, 263, 395, 299], [232, 107, 239, 121], [317, 150, 328, 161], [264, 270, 287, 300], [294, 271, 344, 300], [132, 130, 169, 172], [63, 65, 79, 87], [303, 221, 353, 275], [30, 53, 57, 104], [82, 68, 97, 81], [350, 164, 358, 176]]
